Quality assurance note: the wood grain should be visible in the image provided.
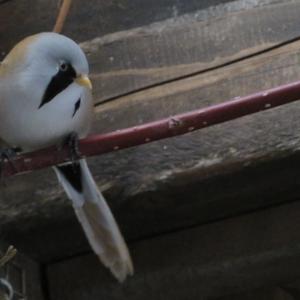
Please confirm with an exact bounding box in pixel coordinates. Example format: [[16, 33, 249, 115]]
[[0, 0, 235, 59], [1, 0, 300, 265], [83, 0, 300, 102], [2, 1, 300, 102], [4, 36, 300, 261], [47, 201, 300, 300], [2, 1, 300, 297]]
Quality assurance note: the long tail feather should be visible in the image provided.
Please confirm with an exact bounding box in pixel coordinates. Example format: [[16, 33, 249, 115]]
[[53, 159, 133, 282]]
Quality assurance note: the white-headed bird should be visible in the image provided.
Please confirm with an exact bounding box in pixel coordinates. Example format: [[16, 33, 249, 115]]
[[0, 33, 133, 282]]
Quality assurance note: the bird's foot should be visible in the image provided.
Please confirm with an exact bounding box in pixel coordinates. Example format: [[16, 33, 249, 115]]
[[58, 133, 81, 172], [0, 147, 21, 178], [66, 132, 81, 162]]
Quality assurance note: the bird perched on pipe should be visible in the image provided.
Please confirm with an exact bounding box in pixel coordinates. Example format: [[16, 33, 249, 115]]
[[0, 33, 133, 282]]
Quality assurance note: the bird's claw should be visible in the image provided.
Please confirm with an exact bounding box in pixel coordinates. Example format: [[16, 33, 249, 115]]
[[58, 133, 81, 172], [0, 148, 20, 178], [66, 132, 81, 162]]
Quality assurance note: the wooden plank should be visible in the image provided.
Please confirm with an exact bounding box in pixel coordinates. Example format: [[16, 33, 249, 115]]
[[0, 0, 235, 59], [2, 1, 300, 102], [84, 0, 300, 101], [46, 201, 300, 300], [2, 1, 300, 260], [6, 152, 300, 262], [4, 34, 300, 261], [2, 0, 300, 296]]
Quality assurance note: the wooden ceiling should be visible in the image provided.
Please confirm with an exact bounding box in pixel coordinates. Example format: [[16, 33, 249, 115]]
[[1, 0, 300, 299]]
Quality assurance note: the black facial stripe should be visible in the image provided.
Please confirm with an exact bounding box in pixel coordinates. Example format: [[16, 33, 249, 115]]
[[39, 63, 76, 108], [72, 98, 81, 117]]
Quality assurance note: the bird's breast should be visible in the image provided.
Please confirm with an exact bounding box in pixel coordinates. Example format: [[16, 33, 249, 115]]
[[0, 84, 93, 151]]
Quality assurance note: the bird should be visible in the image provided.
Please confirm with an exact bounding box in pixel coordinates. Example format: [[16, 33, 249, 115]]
[[0, 279, 13, 300], [0, 32, 133, 282]]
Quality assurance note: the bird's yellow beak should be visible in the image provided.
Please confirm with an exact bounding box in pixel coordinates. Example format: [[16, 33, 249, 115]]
[[75, 75, 92, 90]]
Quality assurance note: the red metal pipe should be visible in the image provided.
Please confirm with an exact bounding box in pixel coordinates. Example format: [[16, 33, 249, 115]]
[[2, 80, 300, 177]]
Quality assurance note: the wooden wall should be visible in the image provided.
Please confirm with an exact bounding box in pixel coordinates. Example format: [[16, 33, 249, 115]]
[[1, 0, 300, 299]]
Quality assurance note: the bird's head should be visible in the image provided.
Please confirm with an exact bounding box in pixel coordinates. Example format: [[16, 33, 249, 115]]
[[1, 32, 92, 108]]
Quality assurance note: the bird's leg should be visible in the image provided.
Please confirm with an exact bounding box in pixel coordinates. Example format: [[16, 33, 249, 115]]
[[0, 147, 21, 178], [60, 132, 81, 169], [68, 132, 81, 159]]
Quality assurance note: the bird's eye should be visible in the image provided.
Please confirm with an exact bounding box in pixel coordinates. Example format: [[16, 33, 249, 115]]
[[59, 63, 68, 72]]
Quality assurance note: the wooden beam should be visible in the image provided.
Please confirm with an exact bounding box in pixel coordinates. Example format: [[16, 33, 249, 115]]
[[0, 0, 236, 59], [84, 0, 300, 102], [2, 0, 300, 262], [3, 20, 300, 259], [46, 201, 300, 300], [2, 1, 300, 101]]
